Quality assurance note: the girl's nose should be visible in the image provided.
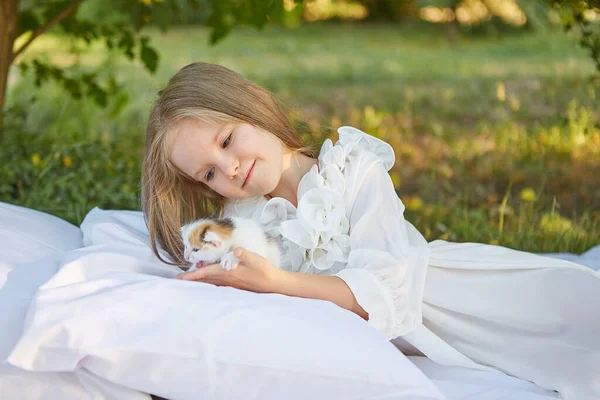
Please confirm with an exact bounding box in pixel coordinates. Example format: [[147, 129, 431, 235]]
[[220, 156, 239, 180]]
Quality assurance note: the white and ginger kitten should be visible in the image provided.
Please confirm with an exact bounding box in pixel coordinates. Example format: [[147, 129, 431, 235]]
[[180, 217, 281, 272]]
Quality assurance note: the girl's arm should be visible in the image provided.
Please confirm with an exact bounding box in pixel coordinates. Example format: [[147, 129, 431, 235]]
[[276, 269, 369, 320], [176, 247, 369, 321]]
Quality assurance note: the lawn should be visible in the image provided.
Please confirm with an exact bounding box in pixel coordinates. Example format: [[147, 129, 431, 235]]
[[3, 21, 599, 253]]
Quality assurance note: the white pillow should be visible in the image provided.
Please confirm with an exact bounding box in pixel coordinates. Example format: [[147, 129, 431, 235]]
[[0, 365, 150, 400], [80, 207, 157, 250], [0, 201, 84, 359], [8, 208, 445, 400], [0, 202, 149, 399], [0, 201, 83, 263]]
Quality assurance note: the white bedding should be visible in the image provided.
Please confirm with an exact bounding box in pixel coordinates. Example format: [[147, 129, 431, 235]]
[[0, 202, 150, 399], [408, 357, 561, 399], [1, 203, 597, 400]]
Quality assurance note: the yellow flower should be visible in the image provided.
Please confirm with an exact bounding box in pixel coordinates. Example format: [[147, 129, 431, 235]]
[[404, 196, 424, 211], [443, 89, 455, 100], [62, 155, 73, 167], [139, 0, 152, 5], [31, 153, 43, 166], [540, 213, 573, 234], [519, 188, 537, 202]]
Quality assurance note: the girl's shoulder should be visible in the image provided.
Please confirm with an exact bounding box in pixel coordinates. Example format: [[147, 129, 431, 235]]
[[321, 126, 395, 172]]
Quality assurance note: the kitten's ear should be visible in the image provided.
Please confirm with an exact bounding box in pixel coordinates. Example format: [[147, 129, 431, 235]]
[[204, 231, 222, 247], [180, 223, 193, 235]]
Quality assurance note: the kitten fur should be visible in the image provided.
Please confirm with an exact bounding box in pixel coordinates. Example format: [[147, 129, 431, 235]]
[[180, 217, 281, 272]]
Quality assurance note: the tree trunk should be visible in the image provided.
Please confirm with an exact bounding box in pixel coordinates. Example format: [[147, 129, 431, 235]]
[[0, 0, 18, 122]]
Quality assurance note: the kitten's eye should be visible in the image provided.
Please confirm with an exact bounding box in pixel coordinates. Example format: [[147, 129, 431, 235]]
[[192, 248, 199, 252], [222, 133, 233, 149], [205, 168, 215, 182]]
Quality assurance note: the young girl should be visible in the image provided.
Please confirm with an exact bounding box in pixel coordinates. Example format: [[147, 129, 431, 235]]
[[141, 62, 599, 400]]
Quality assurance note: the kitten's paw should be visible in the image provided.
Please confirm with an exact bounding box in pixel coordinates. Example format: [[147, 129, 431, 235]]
[[220, 252, 240, 271]]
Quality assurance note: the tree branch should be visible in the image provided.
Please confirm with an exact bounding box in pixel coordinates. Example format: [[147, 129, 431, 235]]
[[12, 0, 84, 60]]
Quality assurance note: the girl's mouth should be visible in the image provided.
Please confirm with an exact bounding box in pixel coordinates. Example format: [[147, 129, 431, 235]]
[[242, 161, 255, 188]]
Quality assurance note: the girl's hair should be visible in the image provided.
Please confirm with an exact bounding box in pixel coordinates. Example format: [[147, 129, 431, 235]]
[[141, 62, 313, 265]]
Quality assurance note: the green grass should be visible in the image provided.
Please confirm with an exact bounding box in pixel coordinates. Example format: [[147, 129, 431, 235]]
[[3, 22, 599, 253]]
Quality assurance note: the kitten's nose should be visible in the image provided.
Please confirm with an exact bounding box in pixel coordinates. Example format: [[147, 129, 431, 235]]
[[184, 248, 190, 260]]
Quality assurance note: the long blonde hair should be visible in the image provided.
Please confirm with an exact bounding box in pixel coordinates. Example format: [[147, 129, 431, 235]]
[[142, 62, 313, 265]]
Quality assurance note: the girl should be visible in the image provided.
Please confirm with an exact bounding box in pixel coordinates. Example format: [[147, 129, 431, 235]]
[[141, 62, 599, 400]]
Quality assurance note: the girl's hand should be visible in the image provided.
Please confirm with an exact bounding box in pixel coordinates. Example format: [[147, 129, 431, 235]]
[[176, 248, 368, 321], [176, 247, 282, 293]]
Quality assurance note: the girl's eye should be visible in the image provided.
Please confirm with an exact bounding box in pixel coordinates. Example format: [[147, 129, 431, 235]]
[[206, 168, 215, 182], [204, 132, 232, 182], [222, 133, 233, 148]]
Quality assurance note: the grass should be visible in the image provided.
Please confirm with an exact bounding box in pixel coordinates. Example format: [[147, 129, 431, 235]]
[[2, 21, 599, 253]]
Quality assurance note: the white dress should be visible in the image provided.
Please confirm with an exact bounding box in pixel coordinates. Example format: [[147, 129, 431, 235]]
[[224, 126, 600, 400]]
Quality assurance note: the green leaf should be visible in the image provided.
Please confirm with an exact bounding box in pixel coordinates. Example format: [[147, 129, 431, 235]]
[[110, 92, 130, 118], [151, 9, 174, 32], [92, 88, 108, 108], [118, 30, 135, 59], [17, 10, 41, 37], [210, 23, 233, 44], [43, 0, 78, 31], [140, 38, 159, 73], [235, 0, 271, 29]]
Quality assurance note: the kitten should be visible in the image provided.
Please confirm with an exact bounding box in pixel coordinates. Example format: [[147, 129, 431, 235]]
[[180, 216, 281, 272]]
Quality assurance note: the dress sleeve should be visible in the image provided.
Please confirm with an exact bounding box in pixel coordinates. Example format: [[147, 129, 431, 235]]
[[335, 160, 430, 340]]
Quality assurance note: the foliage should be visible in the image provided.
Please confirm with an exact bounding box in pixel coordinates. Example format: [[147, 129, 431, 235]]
[[1, 0, 308, 117], [0, 105, 141, 223], [3, 0, 599, 120], [4, 24, 599, 253], [548, 0, 600, 72]]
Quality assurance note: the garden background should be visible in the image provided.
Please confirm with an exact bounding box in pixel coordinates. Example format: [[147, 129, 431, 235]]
[[1, 0, 599, 253]]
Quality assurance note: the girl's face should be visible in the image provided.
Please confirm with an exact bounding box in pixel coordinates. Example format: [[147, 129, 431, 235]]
[[168, 118, 284, 200]]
